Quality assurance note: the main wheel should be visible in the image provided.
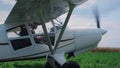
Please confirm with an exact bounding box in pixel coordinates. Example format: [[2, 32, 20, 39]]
[[61, 61, 80, 68], [44, 62, 51, 68], [44, 61, 61, 68]]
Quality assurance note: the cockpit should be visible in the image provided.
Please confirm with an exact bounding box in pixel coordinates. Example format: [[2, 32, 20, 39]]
[[6, 19, 62, 50]]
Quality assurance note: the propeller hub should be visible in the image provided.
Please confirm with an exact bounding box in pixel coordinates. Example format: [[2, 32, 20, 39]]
[[99, 29, 107, 35]]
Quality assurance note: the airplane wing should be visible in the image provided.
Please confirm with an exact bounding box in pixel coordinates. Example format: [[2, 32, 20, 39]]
[[5, 0, 87, 24]]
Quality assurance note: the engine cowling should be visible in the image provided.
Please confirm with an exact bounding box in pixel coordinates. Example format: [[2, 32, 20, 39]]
[[73, 29, 107, 55]]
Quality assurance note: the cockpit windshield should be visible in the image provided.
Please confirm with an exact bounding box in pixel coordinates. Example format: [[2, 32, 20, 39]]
[[28, 19, 63, 45], [50, 19, 63, 32]]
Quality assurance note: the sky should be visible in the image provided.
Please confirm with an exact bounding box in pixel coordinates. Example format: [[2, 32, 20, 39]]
[[0, 0, 120, 48]]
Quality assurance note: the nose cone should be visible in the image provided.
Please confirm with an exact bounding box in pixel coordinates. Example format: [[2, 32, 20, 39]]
[[99, 29, 107, 35]]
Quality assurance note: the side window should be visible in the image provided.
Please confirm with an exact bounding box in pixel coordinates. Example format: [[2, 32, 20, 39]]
[[7, 24, 28, 38], [7, 24, 32, 50], [10, 38, 31, 50]]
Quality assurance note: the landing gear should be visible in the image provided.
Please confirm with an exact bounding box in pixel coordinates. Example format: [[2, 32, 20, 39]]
[[45, 61, 80, 68], [44, 62, 52, 68], [44, 56, 61, 68], [61, 61, 80, 68], [44, 61, 61, 68]]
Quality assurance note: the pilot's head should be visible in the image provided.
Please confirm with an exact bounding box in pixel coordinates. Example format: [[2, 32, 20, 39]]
[[29, 22, 40, 29]]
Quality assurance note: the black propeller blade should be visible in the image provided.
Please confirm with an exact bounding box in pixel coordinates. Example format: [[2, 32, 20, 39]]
[[93, 6, 101, 28]]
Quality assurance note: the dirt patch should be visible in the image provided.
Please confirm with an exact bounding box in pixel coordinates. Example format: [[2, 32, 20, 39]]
[[91, 47, 120, 52]]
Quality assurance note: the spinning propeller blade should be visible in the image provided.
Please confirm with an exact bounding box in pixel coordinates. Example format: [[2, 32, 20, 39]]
[[93, 6, 101, 28]]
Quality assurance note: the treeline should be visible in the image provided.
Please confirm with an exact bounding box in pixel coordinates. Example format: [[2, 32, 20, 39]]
[[91, 47, 120, 52]]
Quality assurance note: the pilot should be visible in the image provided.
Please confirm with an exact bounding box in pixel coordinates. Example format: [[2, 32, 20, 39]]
[[19, 25, 28, 36], [29, 22, 40, 34], [29, 22, 44, 43]]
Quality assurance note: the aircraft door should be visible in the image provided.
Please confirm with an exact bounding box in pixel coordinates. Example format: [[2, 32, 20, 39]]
[[6, 24, 32, 50]]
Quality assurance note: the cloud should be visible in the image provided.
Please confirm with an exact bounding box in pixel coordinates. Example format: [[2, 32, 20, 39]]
[[68, 15, 95, 28], [77, 0, 120, 16], [0, 0, 15, 24], [96, 18, 120, 48], [96, 0, 120, 14], [0, 0, 16, 5], [59, 13, 98, 29], [78, 0, 96, 9], [0, 10, 10, 24]]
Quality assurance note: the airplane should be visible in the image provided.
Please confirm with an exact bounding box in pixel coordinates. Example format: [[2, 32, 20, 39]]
[[0, 0, 107, 68]]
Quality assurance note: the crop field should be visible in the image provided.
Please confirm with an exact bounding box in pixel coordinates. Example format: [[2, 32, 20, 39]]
[[0, 52, 120, 68]]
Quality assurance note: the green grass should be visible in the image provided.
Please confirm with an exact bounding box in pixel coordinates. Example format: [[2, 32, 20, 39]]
[[0, 59, 45, 68], [0, 52, 120, 68], [68, 52, 120, 68]]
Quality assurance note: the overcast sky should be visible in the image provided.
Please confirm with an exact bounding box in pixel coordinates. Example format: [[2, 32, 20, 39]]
[[0, 0, 120, 48]]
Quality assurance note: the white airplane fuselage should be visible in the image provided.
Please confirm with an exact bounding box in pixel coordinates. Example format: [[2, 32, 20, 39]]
[[0, 23, 106, 62]]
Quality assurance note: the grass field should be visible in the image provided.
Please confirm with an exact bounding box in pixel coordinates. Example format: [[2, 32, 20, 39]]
[[0, 52, 120, 68]]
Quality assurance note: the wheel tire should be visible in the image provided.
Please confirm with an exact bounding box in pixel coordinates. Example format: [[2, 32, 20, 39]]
[[61, 61, 80, 68], [44, 61, 61, 68], [44, 62, 51, 68]]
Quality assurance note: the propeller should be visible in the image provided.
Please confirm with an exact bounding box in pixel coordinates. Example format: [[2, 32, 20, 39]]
[[93, 6, 107, 35], [93, 6, 101, 28]]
